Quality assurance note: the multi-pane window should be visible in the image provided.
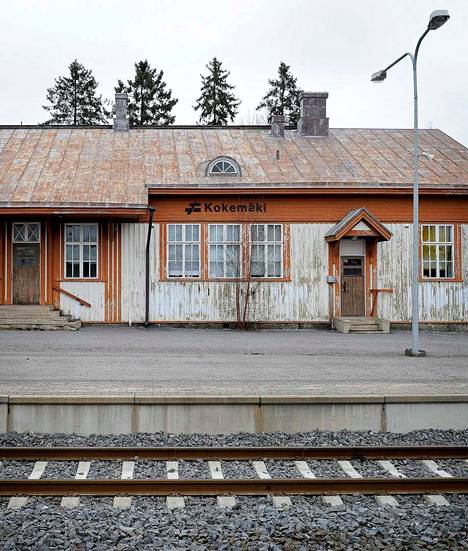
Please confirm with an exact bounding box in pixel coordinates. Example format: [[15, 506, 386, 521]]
[[209, 159, 238, 175], [13, 222, 40, 243], [65, 224, 98, 278], [167, 224, 200, 278], [208, 224, 241, 278], [421, 224, 454, 279], [250, 224, 283, 278]]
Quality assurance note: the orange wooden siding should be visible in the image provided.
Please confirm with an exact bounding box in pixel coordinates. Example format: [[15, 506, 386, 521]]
[[148, 194, 468, 223]]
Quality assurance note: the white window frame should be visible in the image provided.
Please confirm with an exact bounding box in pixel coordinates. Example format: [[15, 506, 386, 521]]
[[208, 224, 242, 279], [207, 157, 240, 176], [64, 223, 99, 279], [421, 224, 455, 279], [167, 224, 201, 278], [249, 224, 283, 278], [12, 222, 41, 243]]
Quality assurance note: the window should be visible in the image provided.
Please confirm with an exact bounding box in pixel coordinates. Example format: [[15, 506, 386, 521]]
[[13, 222, 40, 243], [421, 224, 454, 279], [207, 157, 240, 176], [65, 223, 98, 278], [208, 224, 241, 278], [250, 224, 283, 278], [167, 224, 200, 278]]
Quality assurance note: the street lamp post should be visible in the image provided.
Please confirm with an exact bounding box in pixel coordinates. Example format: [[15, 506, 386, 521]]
[[371, 10, 450, 357]]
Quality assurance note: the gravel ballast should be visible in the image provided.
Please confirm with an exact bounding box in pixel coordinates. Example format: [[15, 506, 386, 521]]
[[0, 428, 466, 550]]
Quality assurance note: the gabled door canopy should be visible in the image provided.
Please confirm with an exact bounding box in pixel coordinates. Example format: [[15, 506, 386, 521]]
[[325, 207, 392, 242]]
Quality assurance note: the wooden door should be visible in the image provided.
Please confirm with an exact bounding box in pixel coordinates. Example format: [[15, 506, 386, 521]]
[[341, 256, 365, 316], [13, 243, 40, 304]]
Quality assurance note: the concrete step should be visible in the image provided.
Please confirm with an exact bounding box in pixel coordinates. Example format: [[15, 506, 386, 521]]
[[0, 306, 58, 319], [0, 319, 81, 331], [0, 312, 64, 320], [0, 306, 81, 330], [334, 317, 390, 334], [350, 329, 385, 334]]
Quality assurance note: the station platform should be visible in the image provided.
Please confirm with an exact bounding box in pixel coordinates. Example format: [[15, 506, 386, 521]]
[[0, 326, 467, 396], [1, 327, 467, 435]]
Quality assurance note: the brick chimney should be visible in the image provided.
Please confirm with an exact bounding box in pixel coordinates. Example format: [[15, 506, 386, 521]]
[[271, 114, 285, 138], [297, 92, 329, 137], [113, 93, 129, 131]]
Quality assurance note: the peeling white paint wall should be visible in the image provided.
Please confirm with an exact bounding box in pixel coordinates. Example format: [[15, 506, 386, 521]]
[[121, 223, 331, 322], [121, 222, 467, 323], [60, 281, 106, 321], [377, 224, 467, 321]]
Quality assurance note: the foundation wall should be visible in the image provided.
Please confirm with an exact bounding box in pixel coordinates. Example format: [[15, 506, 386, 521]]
[[4, 395, 467, 435]]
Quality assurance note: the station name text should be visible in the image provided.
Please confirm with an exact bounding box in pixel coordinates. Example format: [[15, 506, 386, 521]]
[[185, 201, 267, 215]]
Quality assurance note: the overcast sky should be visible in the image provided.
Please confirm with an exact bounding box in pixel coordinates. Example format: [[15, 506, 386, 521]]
[[1, 0, 467, 144]]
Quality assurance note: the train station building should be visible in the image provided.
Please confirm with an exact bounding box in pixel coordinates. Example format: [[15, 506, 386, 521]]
[[1, 92, 467, 328]]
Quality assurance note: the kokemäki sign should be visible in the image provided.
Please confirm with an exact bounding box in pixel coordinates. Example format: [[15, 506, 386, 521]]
[[185, 201, 267, 215]]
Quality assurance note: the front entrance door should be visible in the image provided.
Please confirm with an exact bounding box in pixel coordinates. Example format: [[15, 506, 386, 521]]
[[12, 222, 41, 304], [341, 256, 365, 316]]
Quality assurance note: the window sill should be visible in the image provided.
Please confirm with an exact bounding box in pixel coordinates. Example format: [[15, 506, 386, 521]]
[[58, 278, 104, 282], [161, 277, 291, 283], [419, 278, 463, 283]]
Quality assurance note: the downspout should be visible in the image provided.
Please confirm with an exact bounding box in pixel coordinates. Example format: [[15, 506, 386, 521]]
[[144, 206, 156, 327]]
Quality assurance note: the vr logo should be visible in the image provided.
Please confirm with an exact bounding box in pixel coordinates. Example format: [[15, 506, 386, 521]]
[[185, 201, 202, 215]]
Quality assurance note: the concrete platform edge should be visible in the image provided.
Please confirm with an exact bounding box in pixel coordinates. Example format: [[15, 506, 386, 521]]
[[2, 394, 467, 435]]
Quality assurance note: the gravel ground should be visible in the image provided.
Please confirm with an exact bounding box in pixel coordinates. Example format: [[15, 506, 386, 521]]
[[2, 428, 467, 447], [0, 429, 466, 550], [178, 460, 211, 479], [42, 461, 78, 480], [221, 461, 256, 479], [87, 461, 121, 480], [134, 460, 166, 480], [0, 461, 35, 479], [349, 459, 389, 478], [1, 498, 465, 550], [264, 460, 301, 479], [392, 459, 439, 478], [435, 459, 468, 478]]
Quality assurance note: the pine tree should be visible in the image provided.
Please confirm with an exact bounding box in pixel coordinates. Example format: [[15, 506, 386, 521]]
[[115, 60, 178, 125], [256, 62, 302, 127], [194, 57, 240, 125], [43, 60, 109, 125]]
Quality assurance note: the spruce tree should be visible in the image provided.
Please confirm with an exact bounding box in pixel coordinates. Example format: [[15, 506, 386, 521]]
[[194, 57, 240, 125], [43, 60, 109, 125], [115, 60, 178, 125], [256, 62, 302, 127]]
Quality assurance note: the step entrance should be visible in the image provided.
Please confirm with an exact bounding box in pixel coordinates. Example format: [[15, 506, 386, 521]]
[[334, 316, 390, 334]]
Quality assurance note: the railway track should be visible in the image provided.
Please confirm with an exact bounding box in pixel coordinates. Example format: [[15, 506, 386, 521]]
[[1, 446, 467, 509]]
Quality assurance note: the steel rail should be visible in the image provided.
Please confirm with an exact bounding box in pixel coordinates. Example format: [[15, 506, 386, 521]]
[[1, 446, 467, 461], [0, 477, 466, 496]]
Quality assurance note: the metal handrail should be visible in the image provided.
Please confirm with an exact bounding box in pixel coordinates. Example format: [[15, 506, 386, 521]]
[[52, 285, 91, 308]]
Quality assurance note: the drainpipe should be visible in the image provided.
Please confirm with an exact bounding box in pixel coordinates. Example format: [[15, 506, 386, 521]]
[[144, 206, 156, 327]]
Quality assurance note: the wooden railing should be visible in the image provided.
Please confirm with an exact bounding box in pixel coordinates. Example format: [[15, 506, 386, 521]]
[[52, 286, 91, 308], [370, 288, 393, 317]]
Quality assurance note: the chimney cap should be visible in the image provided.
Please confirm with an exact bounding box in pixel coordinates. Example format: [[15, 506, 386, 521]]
[[115, 92, 128, 100], [300, 91, 329, 99]]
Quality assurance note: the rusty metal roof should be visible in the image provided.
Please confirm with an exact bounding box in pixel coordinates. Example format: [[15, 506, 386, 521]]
[[0, 126, 467, 207]]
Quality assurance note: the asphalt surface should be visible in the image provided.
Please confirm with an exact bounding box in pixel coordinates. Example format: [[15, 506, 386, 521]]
[[0, 327, 467, 395]]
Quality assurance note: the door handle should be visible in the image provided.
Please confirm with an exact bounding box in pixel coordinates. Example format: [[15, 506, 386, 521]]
[[342, 279, 346, 292]]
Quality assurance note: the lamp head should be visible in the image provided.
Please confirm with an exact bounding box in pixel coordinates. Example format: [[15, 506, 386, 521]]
[[428, 10, 450, 30], [371, 70, 387, 83]]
